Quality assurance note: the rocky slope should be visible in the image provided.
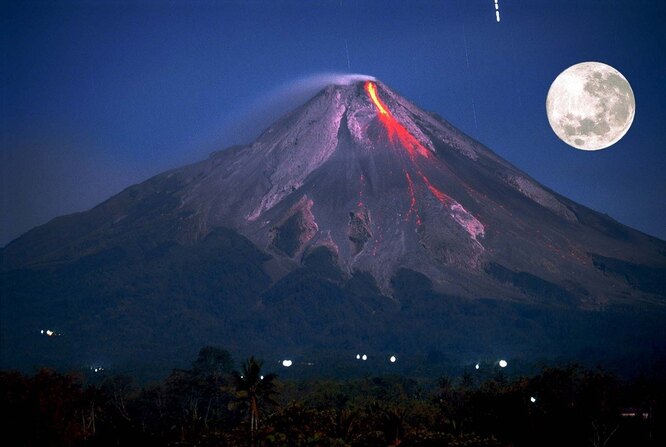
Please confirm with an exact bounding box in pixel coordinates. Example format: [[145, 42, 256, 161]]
[[2, 80, 665, 375]]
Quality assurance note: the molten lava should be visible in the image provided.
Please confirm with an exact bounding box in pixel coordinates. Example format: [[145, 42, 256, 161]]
[[364, 81, 484, 241], [420, 173, 451, 206], [365, 81, 451, 205], [364, 82, 431, 159], [366, 81, 388, 116], [404, 172, 421, 225]]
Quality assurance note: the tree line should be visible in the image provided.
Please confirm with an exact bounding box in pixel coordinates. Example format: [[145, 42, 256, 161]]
[[1, 346, 664, 446]]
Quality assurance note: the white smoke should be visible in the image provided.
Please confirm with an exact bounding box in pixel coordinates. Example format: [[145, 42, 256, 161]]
[[240, 72, 376, 129], [278, 73, 377, 93], [186, 73, 376, 159], [219, 73, 376, 145]]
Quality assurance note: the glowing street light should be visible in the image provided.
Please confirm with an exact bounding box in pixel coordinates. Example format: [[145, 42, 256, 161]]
[[389, 355, 397, 363], [530, 396, 537, 403], [475, 363, 480, 370], [361, 354, 367, 361], [282, 359, 292, 367], [499, 359, 508, 368], [356, 354, 361, 360]]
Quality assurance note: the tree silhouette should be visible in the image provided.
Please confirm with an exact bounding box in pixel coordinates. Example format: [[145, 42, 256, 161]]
[[2, 355, 664, 446], [192, 346, 234, 379], [231, 356, 278, 443]]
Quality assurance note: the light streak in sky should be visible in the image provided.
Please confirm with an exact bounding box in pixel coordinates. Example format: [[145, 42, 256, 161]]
[[462, 25, 479, 134], [495, 0, 501, 22], [345, 39, 351, 69]]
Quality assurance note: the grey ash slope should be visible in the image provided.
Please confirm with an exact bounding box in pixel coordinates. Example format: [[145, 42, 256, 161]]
[[4, 81, 664, 303], [1, 81, 665, 375]]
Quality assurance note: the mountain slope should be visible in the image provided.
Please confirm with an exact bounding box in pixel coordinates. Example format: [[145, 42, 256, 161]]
[[2, 80, 665, 375]]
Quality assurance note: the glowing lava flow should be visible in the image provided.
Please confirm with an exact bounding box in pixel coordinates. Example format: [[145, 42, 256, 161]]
[[420, 173, 451, 206], [365, 81, 485, 241], [366, 82, 389, 116], [366, 80, 450, 209], [404, 172, 421, 225], [365, 82, 431, 159]]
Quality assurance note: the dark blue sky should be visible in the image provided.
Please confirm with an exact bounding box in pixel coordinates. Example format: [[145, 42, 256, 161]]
[[2, 0, 665, 245]]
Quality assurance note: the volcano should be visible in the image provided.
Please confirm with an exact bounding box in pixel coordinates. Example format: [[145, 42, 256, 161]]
[[2, 80, 665, 376]]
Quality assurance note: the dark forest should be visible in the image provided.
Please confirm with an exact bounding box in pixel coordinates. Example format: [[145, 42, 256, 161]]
[[2, 346, 664, 446]]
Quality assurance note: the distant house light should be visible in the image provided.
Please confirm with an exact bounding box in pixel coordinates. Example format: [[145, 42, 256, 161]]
[[361, 354, 367, 361], [499, 360, 508, 368], [475, 363, 480, 370], [620, 408, 650, 419], [389, 355, 397, 363], [282, 359, 292, 367], [530, 396, 536, 403]]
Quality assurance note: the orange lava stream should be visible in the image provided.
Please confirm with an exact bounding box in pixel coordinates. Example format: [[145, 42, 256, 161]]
[[365, 81, 461, 228], [365, 81, 388, 116], [364, 82, 431, 160], [419, 173, 452, 206], [404, 172, 421, 225]]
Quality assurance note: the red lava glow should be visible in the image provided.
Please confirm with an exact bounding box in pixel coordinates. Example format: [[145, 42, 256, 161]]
[[419, 173, 452, 206], [404, 172, 421, 225], [365, 82, 431, 160], [365, 82, 388, 116], [365, 81, 454, 215]]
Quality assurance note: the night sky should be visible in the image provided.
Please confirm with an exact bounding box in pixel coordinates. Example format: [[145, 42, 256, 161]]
[[2, 0, 665, 246]]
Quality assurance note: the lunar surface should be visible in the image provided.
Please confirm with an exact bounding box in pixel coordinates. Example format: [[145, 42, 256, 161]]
[[546, 62, 635, 150]]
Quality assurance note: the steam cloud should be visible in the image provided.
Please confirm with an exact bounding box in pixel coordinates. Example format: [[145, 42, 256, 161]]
[[214, 73, 376, 147]]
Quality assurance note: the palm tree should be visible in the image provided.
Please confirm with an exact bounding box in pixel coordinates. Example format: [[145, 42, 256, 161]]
[[231, 356, 278, 443]]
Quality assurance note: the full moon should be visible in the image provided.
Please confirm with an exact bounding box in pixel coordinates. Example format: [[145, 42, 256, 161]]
[[546, 62, 635, 150]]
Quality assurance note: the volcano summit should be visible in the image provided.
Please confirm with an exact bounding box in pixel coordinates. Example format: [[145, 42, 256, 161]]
[[2, 80, 665, 375]]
